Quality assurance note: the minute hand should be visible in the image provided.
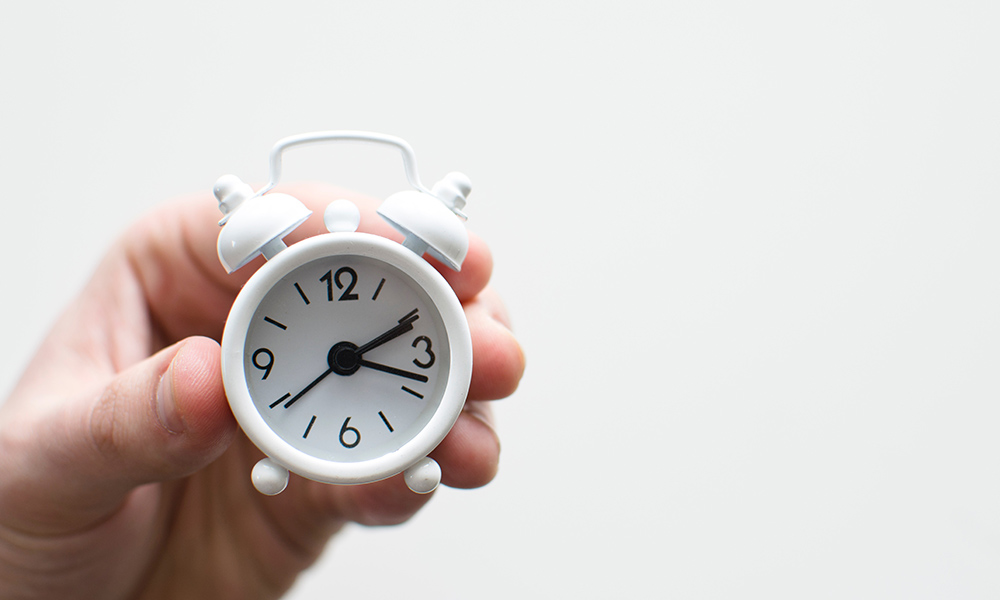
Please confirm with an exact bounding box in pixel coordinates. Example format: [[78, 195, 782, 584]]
[[283, 366, 334, 409], [354, 309, 420, 356]]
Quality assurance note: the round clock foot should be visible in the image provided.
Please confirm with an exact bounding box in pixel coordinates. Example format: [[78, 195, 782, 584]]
[[404, 457, 441, 494], [252, 458, 289, 495]]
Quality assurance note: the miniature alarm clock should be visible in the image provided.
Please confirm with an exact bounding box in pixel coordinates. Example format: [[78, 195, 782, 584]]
[[214, 131, 473, 496]]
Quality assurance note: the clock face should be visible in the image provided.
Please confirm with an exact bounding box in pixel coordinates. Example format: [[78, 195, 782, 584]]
[[240, 252, 452, 464]]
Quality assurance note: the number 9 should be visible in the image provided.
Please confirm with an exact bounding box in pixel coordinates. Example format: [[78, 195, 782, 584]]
[[252, 348, 274, 380]]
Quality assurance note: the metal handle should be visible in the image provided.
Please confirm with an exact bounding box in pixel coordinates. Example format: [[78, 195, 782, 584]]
[[256, 130, 431, 197]]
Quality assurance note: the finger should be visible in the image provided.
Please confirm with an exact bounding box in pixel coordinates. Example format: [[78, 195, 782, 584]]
[[1, 337, 236, 532], [465, 288, 526, 400], [433, 401, 501, 489]]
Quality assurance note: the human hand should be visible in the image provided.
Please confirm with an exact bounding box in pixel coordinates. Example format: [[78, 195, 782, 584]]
[[0, 184, 524, 599]]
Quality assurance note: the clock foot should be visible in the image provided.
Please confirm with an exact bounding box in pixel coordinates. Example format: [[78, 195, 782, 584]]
[[252, 458, 289, 495], [404, 457, 441, 494]]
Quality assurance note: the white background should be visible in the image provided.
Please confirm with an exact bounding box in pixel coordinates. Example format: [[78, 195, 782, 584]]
[[2, 1, 999, 598]]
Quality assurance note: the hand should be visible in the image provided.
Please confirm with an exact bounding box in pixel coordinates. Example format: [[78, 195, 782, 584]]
[[0, 183, 525, 599]]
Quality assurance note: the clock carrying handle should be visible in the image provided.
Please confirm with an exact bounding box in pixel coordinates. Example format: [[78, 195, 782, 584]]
[[255, 131, 433, 197]]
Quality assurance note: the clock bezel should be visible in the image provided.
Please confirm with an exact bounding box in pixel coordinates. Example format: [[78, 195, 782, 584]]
[[221, 232, 472, 486]]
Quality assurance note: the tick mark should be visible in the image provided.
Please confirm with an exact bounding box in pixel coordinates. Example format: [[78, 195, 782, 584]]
[[303, 415, 317, 438], [378, 410, 394, 432], [372, 278, 386, 301], [264, 316, 287, 330], [294, 282, 310, 305], [401, 386, 424, 399], [270, 393, 291, 409]]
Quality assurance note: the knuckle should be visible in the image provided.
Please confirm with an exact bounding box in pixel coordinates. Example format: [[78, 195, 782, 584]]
[[88, 385, 125, 463]]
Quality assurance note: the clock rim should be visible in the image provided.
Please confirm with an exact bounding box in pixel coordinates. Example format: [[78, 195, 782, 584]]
[[221, 232, 472, 485]]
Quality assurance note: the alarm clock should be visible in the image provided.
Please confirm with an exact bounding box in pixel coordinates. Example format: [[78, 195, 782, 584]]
[[213, 131, 473, 496]]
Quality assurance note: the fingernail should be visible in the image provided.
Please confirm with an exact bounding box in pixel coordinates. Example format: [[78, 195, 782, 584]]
[[156, 362, 184, 434]]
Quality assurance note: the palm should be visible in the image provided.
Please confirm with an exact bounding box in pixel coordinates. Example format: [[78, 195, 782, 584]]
[[0, 186, 522, 599]]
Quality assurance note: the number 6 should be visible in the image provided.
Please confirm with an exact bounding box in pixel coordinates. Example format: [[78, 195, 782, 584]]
[[340, 416, 360, 448]]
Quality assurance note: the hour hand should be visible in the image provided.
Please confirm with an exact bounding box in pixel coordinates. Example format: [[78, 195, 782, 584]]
[[356, 359, 428, 382]]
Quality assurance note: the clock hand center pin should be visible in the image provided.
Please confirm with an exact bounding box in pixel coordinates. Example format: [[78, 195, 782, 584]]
[[328, 341, 361, 375]]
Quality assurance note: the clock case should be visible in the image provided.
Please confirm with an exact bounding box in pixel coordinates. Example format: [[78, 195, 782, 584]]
[[213, 131, 474, 495]]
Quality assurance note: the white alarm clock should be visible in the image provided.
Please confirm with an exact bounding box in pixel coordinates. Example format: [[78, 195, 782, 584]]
[[214, 131, 473, 496]]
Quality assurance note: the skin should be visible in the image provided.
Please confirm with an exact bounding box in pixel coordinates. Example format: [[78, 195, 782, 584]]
[[0, 184, 525, 599]]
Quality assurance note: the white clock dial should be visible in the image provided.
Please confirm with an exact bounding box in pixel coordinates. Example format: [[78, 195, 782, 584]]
[[222, 232, 472, 488], [242, 254, 451, 463]]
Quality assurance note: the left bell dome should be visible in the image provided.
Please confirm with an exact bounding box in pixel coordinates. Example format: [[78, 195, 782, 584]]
[[215, 180, 312, 273]]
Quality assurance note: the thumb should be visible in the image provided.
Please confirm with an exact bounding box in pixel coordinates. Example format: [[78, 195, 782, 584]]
[[2, 337, 237, 532], [88, 336, 237, 486]]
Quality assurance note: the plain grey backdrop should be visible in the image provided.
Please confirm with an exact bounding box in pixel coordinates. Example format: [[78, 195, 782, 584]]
[[2, 1, 999, 598]]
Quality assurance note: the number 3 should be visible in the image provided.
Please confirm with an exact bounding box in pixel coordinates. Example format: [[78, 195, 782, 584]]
[[412, 336, 435, 369]]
